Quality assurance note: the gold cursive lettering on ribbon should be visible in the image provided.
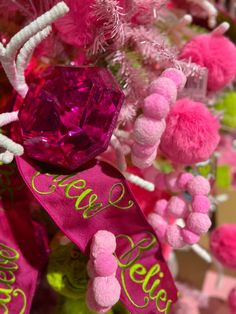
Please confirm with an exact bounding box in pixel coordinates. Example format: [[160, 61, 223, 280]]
[[115, 233, 173, 313], [0, 244, 27, 314], [31, 172, 134, 219]]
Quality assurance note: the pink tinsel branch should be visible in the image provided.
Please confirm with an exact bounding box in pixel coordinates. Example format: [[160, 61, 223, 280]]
[[90, 0, 125, 54]]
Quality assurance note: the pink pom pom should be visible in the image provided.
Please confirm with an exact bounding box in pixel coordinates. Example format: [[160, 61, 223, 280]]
[[131, 149, 157, 169], [92, 276, 121, 308], [132, 142, 158, 158], [186, 213, 211, 235], [187, 176, 211, 196], [210, 224, 236, 269], [133, 115, 166, 146], [165, 172, 180, 193], [160, 99, 220, 164], [154, 199, 168, 216], [86, 281, 111, 313], [177, 172, 194, 190], [167, 196, 188, 219], [148, 213, 168, 239], [143, 94, 170, 120], [180, 34, 236, 91], [166, 225, 185, 249], [93, 254, 118, 277], [229, 287, 236, 312], [149, 77, 177, 104], [181, 228, 200, 245], [91, 230, 116, 258], [192, 195, 211, 213], [162, 68, 187, 91]]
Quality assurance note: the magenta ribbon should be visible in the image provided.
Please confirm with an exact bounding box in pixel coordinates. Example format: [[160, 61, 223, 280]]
[[0, 209, 48, 314], [16, 157, 178, 313]]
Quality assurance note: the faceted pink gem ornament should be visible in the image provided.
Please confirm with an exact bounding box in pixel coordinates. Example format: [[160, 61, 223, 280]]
[[18, 66, 124, 170]]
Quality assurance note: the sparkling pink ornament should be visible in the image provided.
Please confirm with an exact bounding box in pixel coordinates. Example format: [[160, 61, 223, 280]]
[[18, 66, 124, 170]]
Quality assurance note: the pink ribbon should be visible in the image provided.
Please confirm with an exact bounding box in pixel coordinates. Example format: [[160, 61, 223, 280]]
[[16, 157, 178, 313]]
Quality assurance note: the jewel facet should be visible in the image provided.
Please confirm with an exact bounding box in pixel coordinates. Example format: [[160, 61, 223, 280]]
[[18, 66, 124, 170]]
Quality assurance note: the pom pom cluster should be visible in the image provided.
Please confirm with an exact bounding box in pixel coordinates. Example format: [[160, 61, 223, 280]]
[[160, 98, 220, 164], [210, 224, 236, 270], [180, 34, 236, 92], [148, 172, 212, 249], [86, 230, 121, 313], [131, 68, 186, 169]]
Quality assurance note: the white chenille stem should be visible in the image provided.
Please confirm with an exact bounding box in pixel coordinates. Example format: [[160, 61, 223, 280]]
[[212, 22, 230, 36], [0, 111, 23, 163], [0, 111, 19, 127], [0, 2, 69, 97], [192, 244, 212, 263], [187, 0, 218, 27], [5, 2, 69, 58], [110, 135, 127, 172], [0, 151, 14, 164], [125, 173, 155, 192], [0, 133, 23, 156], [16, 26, 52, 97]]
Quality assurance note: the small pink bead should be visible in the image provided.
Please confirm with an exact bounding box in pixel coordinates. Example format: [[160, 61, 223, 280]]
[[133, 115, 166, 146], [148, 213, 168, 239], [166, 225, 185, 249], [162, 68, 187, 91], [132, 149, 157, 169], [91, 230, 116, 259], [181, 228, 200, 245], [167, 196, 188, 219], [154, 199, 168, 216], [165, 172, 181, 193], [186, 213, 212, 235], [143, 93, 170, 120], [149, 77, 177, 104], [177, 172, 194, 190], [92, 276, 121, 308], [132, 142, 158, 158], [192, 195, 211, 213], [94, 254, 118, 277], [187, 176, 211, 196]]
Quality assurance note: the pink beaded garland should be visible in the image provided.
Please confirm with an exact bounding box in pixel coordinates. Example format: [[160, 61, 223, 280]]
[[87, 230, 121, 313], [147, 172, 212, 248], [131, 68, 186, 169]]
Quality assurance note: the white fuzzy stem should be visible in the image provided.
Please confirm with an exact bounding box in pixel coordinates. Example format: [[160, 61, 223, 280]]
[[187, 0, 218, 27], [125, 173, 155, 192], [0, 2, 69, 97], [110, 135, 127, 172], [192, 244, 212, 263], [0, 133, 23, 156], [5, 2, 69, 58], [212, 22, 230, 36], [16, 26, 52, 97], [0, 111, 19, 127]]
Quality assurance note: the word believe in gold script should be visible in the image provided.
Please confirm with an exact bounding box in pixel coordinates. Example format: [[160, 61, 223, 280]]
[[0, 243, 27, 314], [115, 233, 173, 313], [32, 172, 134, 219]]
